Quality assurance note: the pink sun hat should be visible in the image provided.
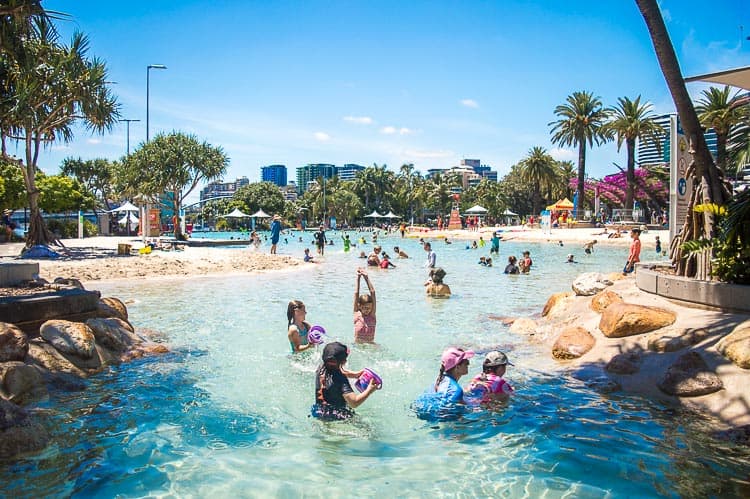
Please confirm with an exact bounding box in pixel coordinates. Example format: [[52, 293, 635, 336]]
[[441, 347, 475, 371]]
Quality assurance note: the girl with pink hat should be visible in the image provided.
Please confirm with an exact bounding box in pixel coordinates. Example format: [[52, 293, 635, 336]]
[[412, 347, 474, 421]]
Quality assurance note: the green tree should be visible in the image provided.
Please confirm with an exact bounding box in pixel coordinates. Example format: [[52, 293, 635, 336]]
[[519, 146, 557, 216], [234, 181, 286, 220], [37, 174, 95, 213], [121, 132, 229, 240], [0, 158, 26, 210], [605, 95, 665, 211], [2, 16, 119, 249], [695, 86, 748, 179], [636, 0, 732, 279], [60, 157, 117, 211], [554, 160, 576, 201], [496, 164, 534, 217], [549, 90, 610, 217]]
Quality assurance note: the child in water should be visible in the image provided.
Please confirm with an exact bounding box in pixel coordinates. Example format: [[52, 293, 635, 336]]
[[465, 351, 514, 404], [353, 269, 377, 343], [287, 300, 314, 353], [412, 347, 474, 421]]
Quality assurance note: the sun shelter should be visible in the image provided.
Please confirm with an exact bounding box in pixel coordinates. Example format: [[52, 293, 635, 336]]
[[110, 201, 139, 236], [383, 211, 400, 219], [547, 198, 574, 211], [501, 209, 520, 225], [465, 205, 488, 214], [224, 208, 250, 218], [250, 209, 271, 218], [685, 65, 750, 90], [364, 210, 383, 218]]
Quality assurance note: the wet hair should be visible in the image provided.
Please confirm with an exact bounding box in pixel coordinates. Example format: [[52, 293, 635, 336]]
[[434, 365, 446, 391], [429, 267, 446, 284], [631, 228, 641, 235], [358, 294, 373, 305], [286, 300, 305, 326], [394, 246, 400, 252], [508, 256, 517, 264]]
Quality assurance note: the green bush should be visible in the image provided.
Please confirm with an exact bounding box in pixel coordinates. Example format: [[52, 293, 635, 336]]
[[46, 218, 99, 238]]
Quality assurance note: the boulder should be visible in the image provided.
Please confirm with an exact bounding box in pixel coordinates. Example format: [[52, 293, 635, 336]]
[[99, 297, 128, 321], [713, 424, 750, 445], [85, 317, 138, 353], [716, 320, 750, 369], [590, 290, 623, 314], [606, 352, 641, 374], [40, 320, 96, 359], [572, 272, 613, 296], [509, 317, 538, 335], [0, 323, 29, 362], [0, 361, 45, 402], [606, 272, 627, 282], [584, 376, 621, 393], [0, 399, 49, 459], [26, 339, 87, 377], [647, 328, 709, 353], [599, 302, 676, 338], [552, 326, 595, 360], [52, 277, 85, 289], [542, 291, 574, 318], [658, 352, 724, 397]]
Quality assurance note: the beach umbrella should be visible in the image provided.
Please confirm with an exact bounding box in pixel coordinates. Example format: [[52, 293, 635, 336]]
[[223, 208, 250, 218], [117, 213, 139, 230], [250, 209, 271, 218], [547, 198, 574, 211], [364, 210, 383, 218], [110, 201, 139, 236], [111, 201, 139, 213], [465, 205, 488, 213], [383, 211, 400, 219]]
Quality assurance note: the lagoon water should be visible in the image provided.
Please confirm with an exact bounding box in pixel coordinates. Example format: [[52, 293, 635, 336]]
[[3, 232, 749, 497]]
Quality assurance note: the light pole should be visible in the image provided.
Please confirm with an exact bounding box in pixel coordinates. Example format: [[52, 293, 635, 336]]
[[119, 118, 140, 156], [146, 64, 167, 141]]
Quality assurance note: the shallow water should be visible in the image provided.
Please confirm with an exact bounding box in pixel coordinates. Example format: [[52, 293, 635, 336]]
[[3, 232, 749, 497]]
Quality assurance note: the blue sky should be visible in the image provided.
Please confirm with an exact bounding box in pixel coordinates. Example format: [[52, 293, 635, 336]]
[[23, 0, 750, 203]]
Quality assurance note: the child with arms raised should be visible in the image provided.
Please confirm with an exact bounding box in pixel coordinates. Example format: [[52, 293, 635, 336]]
[[353, 269, 377, 343]]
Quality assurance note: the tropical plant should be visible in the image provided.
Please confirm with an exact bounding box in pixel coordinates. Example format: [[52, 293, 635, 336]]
[[1, 15, 119, 249], [37, 174, 95, 214], [0, 158, 26, 210], [496, 164, 535, 217], [695, 86, 748, 179], [605, 95, 665, 211], [234, 181, 286, 218], [518, 146, 557, 216], [554, 160, 576, 201], [636, 0, 732, 279], [60, 157, 118, 211], [549, 90, 610, 217], [120, 132, 229, 240]]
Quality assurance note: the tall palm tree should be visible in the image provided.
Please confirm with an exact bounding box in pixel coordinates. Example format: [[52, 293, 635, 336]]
[[695, 86, 748, 178], [519, 147, 558, 216], [605, 95, 665, 212], [636, 0, 731, 279], [554, 160, 576, 201], [549, 91, 610, 217]]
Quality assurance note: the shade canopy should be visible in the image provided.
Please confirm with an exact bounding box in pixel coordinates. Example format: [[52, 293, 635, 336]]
[[364, 210, 383, 218], [250, 209, 271, 218], [224, 208, 249, 218], [118, 213, 138, 225], [111, 201, 139, 212], [547, 198, 574, 211], [502, 209, 518, 216], [383, 211, 400, 218], [465, 205, 488, 213], [685, 65, 750, 90]]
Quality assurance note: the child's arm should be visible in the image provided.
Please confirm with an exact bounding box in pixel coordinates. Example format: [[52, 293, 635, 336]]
[[362, 272, 376, 314], [288, 325, 313, 352], [353, 272, 362, 312], [343, 379, 380, 408], [341, 367, 363, 378]]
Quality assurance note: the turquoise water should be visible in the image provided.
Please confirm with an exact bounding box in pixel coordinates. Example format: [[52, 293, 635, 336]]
[[2, 232, 749, 497]]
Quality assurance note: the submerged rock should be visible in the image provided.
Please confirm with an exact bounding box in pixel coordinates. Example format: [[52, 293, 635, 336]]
[[647, 327, 709, 353], [716, 320, 750, 369], [552, 326, 595, 360], [542, 291, 574, 318], [590, 289, 623, 314], [584, 376, 621, 393], [572, 272, 613, 296], [0, 361, 45, 402], [0, 323, 29, 362], [599, 302, 676, 338], [0, 399, 49, 459], [658, 352, 723, 397], [85, 317, 138, 353], [606, 352, 641, 375], [40, 320, 96, 359], [509, 317, 538, 335]]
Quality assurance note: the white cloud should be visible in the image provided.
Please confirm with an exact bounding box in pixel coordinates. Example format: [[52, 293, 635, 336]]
[[461, 99, 479, 109], [404, 149, 454, 159], [549, 148, 576, 161], [86, 138, 102, 145], [343, 116, 373, 125], [380, 126, 397, 135], [314, 132, 331, 141], [399, 127, 413, 135]]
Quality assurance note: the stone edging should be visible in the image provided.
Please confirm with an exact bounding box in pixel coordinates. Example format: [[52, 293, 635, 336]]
[[635, 263, 750, 313]]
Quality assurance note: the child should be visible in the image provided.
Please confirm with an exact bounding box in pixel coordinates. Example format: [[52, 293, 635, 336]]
[[504, 256, 519, 274], [655, 235, 662, 254], [623, 228, 641, 275], [379, 253, 396, 269], [465, 351, 514, 404], [358, 250, 367, 259], [354, 269, 377, 343], [303, 248, 315, 263], [478, 256, 487, 266], [566, 254, 577, 263], [486, 257, 493, 267], [490, 232, 500, 255], [287, 300, 314, 353], [424, 267, 451, 297], [393, 246, 409, 258], [519, 251, 532, 273], [342, 234, 351, 252], [412, 347, 474, 421], [311, 341, 379, 421]]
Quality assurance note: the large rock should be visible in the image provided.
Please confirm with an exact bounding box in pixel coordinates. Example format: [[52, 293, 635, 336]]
[[552, 326, 595, 359], [26, 339, 87, 377], [658, 352, 724, 397], [0, 361, 45, 402], [99, 297, 129, 321], [590, 290, 623, 314], [0, 399, 49, 459], [509, 317, 538, 335], [647, 327, 709, 353], [606, 352, 641, 374], [542, 292, 574, 318], [572, 272, 613, 296], [599, 302, 676, 338], [40, 320, 96, 359], [85, 317, 138, 353], [0, 323, 28, 362], [716, 320, 750, 369]]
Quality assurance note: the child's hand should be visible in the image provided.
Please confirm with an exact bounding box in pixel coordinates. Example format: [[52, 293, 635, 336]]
[[368, 379, 381, 391]]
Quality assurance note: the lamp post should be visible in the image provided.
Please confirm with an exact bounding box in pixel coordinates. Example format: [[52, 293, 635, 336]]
[[146, 64, 167, 141], [118, 118, 140, 156]]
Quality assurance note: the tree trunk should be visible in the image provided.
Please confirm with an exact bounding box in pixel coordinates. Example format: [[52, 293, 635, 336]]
[[20, 145, 57, 249], [173, 190, 185, 240], [626, 137, 636, 213], [636, 0, 731, 279], [576, 139, 586, 217]]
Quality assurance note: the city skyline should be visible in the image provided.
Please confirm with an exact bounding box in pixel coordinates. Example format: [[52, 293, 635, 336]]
[[14, 1, 749, 203]]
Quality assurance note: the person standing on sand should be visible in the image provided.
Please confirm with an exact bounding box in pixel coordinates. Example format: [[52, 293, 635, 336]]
[[623, 228, 641, 275], [270, 215, 282, 254]]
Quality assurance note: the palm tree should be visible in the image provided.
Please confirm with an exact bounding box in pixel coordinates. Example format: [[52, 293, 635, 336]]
[[695, 86, 748, 178], [554, 160, 576, 201], [605, 96, 665, 212], [519, 147, 558, 216], [635, 0, 731, 279], [549, 91, 610, 217]]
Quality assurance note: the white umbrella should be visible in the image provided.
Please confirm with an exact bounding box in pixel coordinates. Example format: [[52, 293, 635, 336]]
[[118, 213, 139, 230], [364, 210, 383, 218], [466, 205, 488, 213], [250, 209, 271, 218], [111, 201, 139, 212], [502, 209, 518, 216], [383, 211, 400, 219], [223, 208, 249, 218]]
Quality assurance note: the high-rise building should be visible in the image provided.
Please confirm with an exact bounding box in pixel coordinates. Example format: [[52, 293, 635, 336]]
[[200, 176, 249, 202], [461, 159, 481, 169], [261, 164, 287, 187], [637, 113, 718, 167], [296, 164, 337, 193], [337, 163, 365, 181]]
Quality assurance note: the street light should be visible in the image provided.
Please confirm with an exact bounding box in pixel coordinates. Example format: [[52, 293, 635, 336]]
[[146, 64, 167, 141], [119, 118, 140, 156]]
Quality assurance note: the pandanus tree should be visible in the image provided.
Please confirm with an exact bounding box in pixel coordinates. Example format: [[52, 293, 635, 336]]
[[1, 15, 119, 249], [549, 91, 610, 217], [120, 132, 229, 241], [605, 96, 665, 212], [635, 0, 732, 279], [60, 157, 118, 212]]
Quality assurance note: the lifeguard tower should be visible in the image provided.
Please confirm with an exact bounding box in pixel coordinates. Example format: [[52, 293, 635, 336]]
[[447, 194, 462, 230]]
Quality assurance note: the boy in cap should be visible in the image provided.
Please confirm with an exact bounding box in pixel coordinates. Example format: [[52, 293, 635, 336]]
[[465, 351, 514, 404], [311, 341, 380, 420]]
